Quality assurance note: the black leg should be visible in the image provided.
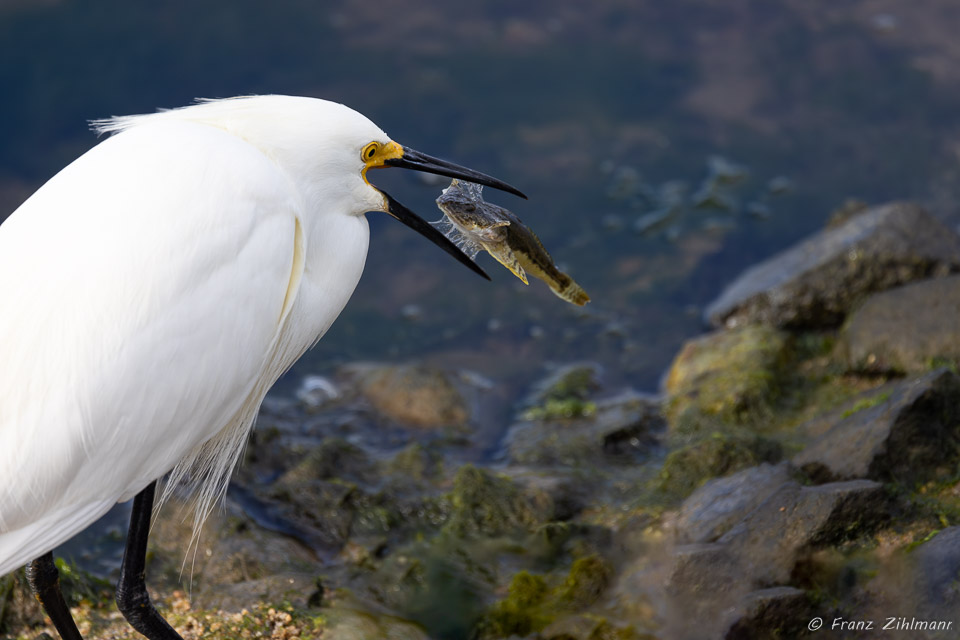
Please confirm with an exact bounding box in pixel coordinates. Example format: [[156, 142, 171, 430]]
[[116, 481, 182, 640], [25, 552, 83, 640]]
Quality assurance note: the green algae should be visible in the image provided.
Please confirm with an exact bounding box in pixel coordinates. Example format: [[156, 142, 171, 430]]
[[443, 465, 550, 538], [839, 390, 892, 419], [664, 326, 793, 434], [473, 554, 616, 639], [655, 432, 783, 500]]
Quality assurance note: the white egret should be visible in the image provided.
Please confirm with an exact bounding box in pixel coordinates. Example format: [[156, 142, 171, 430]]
[[0, 95, 524, 640]]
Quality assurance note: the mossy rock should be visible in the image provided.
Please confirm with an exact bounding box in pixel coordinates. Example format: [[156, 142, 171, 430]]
[[473, 571, 553, 639], [276, 437, 376, 486], [542, 616, 654, 640], [443, 465, 553, 538], [384, 442, 443, 484], [655, 432, 783, 500], [473, 555, 616, 640], [522, 363, 602, 421], [664, 325, 792, 432], [554, 555, 613, 609]]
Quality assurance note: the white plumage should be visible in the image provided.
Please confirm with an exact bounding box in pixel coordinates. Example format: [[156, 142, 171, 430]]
[[0, 96, 386, 575]]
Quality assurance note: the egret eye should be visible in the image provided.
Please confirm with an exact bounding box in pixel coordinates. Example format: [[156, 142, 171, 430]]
[[362, 142, 380, 161]]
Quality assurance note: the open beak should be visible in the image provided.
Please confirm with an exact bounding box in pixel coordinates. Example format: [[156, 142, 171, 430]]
[[369, 144, 525, 280], [381, 190, 490, 280]]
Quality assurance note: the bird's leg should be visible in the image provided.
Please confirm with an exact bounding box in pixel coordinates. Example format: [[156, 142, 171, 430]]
[[25, 552, 83, 640], [116, 481, 183, 640]]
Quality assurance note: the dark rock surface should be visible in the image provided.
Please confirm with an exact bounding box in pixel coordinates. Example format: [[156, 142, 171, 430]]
[[668, 477, 884, 638], [718, 479, 886, 586], [705, 203, 960, 329], [793, 369, 960, 484], [910, 526, 960, 614], [722, 587, 813, 640], [840, 274, 960, 374], [675, 463, 792, 544]]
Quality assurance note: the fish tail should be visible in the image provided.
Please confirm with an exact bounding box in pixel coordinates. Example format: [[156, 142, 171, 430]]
[[552, 278, 591, 306]]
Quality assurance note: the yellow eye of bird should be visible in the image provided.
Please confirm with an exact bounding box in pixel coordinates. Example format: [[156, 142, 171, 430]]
[[363, 142, 380, 161]]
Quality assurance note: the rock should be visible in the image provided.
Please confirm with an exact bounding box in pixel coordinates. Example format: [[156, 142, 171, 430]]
[[840, 275, 960, 373], [663, 325, 791, 431], [721, 587, 814, 640], [473, 556, 618, 640], [520, 362, 602, 421], [859, 527, 960, 632], [540, 615, 651, 639], [443, 465, 553, 537], [718, 480, 887, 586], [668, 480, 884, 637], [277, 437, 376, 486], [506, 391, 663, 466], [675, 463, 793, 544], [348, 363, 470, 428], [666, 543, 745, 632], [909, 526, 960, 614], [656, 433, 782, 500], [793, 369, 960, 484], [320, 606, 432, 640], [705, 202, 960, 329]]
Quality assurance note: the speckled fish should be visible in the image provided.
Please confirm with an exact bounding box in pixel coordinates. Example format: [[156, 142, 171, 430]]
[[435, 179, 590, 306]]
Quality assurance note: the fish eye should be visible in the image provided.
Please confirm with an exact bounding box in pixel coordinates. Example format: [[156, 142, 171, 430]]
[[362, 142, 380, 161], [462, 203, 476, 212]]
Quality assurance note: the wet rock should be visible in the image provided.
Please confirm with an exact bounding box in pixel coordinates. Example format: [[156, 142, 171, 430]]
[[383, 442, 443, 486], [553, 554, 613, 609], [443, 465, 553, 537], [718, 480, 887, 586], [663, 326, 791, 432], [705, 202, 960, 329], [656, 433, 782, 500], [669, 480, 883, 636], [840, 275, 960, 374], [195, 573, 318, 612], [521, 362, 602, 421], [506, 391, 663, 466], [909, 526, 960, 614], [721, 587, 813, 640], [666, 543, 744, 626], [859, 527, 960, 632], [540, 615, 651, 639], [675, 463, 793, 544], [793, 369, 960, 484], [473, 555, 616, 640], [320, 606, 432, 640], [277, 437, 376, 486], [347, 363, 470, 428]]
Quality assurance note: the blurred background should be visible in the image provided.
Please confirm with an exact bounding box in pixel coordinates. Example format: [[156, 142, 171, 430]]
[[4, 0, 960, 398]]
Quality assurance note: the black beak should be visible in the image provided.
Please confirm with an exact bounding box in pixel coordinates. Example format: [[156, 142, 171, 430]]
[[385, 146, 527, 199], [381, 190, 491, 281]]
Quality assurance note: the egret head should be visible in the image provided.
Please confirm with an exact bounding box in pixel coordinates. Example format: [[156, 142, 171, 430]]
[[356, 137, 525, 279]]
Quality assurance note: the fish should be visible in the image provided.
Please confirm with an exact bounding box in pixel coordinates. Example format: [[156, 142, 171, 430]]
[[435, 179, 590, 306]]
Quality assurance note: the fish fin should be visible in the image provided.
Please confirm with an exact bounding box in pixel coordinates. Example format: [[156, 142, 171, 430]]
[[490, 252, 529, 284]]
